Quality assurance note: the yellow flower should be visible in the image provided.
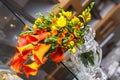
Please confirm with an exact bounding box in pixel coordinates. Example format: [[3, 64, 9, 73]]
[[71, 48, 76, 54], [80, 11, 91, 23], [74, 30, 79, 38], [86, 13, 91, 22], [78, 22, 83, 27], [71, 16, 80, 23], [70, 41, 74, 46], [63, 11, 72, 19], [35, 18, 43, 24], [51, 25, 57, 31], [57, 16, 66, 27], [33, 24, 38, 30]]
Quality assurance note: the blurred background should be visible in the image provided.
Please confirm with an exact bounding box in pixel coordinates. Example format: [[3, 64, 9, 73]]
[[0, 0, 120, 80]]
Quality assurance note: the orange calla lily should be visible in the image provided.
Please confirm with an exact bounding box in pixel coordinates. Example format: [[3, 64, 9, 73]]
[[22, 64, 38, 78], [11, 53, 24, 74], [33, 29, 46, 35], [11, 51, 31, 74], [18, 34, 38, 47], [33, 44, 51, 63], [22, 56, 48, 78], [34, 55, 47, 64], [18, 33, 48, 47], [37, 32, 48, 42], [18, 35, 29, 47], [50, 47, 64, 63], [27, 34, 47, 44], [16, 44, 34, 54]]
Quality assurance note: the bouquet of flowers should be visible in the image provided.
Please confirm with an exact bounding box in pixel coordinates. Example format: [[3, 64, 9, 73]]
[[11, 2, 94, 77]]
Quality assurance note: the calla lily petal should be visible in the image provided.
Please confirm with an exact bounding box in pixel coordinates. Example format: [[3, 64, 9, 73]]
[[34, 55, 47, 64], [18, 35, 29, 47], [22, 64, 38, 78], [16, 44, 34, 54], [33, 44, 51, 63], [11, 53, 24, 74], [50, 47, 64, 63]]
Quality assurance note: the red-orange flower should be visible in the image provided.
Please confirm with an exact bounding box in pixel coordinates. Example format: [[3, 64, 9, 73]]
[[22, 64, 38, 78], [63, 28, 68, 34], [11, 50, 31, 73], [18, 33, 48, 47], [50, 30, 58, 36], [69, 34, 74, 40], [11, 51, 48, 78], [52, 18, 57, 24], [18, 34, 38, 47], [22, 56, 48, 78], [33, 29, 46, 35], [73, 25, 81, 30], [18, 35, 29, 47], [58, 33, 65, 39], [11, 53, 24, 74], [50, 47, 65, 63], [33, 44, 51, 63], [57, 38, 62, 45]]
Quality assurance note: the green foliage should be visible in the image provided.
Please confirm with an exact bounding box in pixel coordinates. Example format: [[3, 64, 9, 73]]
[[80, 50, 94, 67], [44, 36, 58, 43]]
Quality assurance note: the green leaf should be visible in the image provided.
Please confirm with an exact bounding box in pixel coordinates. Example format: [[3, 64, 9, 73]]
[[44, 37, 50, 43], [80, 50, 94, 67], [90, 2, 95, 9], [76, 43, 82, 49], [44, 36, 58, 43], [44, 16, 52, 24], [20, 31, 33, 36], [37, 22, 45, 29], [81, 54, 88, 67], [63, 37, 68, 43], [51, 43, 57, 50]]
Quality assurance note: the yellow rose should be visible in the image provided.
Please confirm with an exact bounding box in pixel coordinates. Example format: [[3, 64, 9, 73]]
[[33, 24, 38, 29], [63, 11, 72, 19], [51, 25, 57, 31], [70, 41, 74, 46], [71, 48, 76, 54], [71, 16, 80, 23], [57, 16, 66, 27]]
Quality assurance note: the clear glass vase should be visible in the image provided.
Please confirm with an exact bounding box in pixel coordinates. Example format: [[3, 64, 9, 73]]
[[62, 26, 107, 80]]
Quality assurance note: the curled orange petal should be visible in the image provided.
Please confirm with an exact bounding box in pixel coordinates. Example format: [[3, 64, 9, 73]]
[[18, 35, 29, 47], [34, 55, 47, 64], [16, 44, 34, 54], [33, 44, 51, 63], [50, 47, 64, 63], [11, 53, 24, 74], [22, 64, 38, 78]]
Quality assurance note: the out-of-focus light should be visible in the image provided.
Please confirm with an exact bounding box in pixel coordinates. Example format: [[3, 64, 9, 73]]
[[10, 24, 16, 28], [4, 16, 8, 20]]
